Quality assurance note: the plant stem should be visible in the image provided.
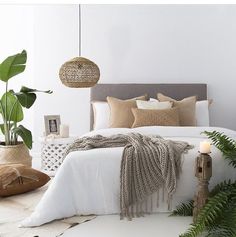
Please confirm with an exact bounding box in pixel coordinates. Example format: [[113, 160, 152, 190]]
[[4, 82, 9, 145], [8, 99, 18, 144], [13, 122, 17, 145], [0, 100, 6, 144]]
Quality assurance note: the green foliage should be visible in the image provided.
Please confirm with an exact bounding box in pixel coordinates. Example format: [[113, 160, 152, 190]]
[[12, 125, 32, 149], [0, 50, 52, 149], [173, 129, 236, 237], [180, 188, 233, 237], [0, 50, 26, 82], [1, 91, 23, 122], [15, 86, 52, 109], [203, 130, 236, 168], [170, 200, 193, 217], [210, 180, 236, 197]]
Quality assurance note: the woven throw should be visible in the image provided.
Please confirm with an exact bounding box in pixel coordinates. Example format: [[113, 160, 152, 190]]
[[64, 133, 193, 219]]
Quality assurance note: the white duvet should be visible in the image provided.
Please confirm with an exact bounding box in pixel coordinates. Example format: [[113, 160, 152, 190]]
[[21, 126, 236, 227]]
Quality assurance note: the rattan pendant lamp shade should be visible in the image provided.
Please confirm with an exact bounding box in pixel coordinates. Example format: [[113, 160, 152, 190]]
[[59, 5, 100, 88]]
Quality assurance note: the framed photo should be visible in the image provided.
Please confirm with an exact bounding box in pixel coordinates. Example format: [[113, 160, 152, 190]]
[[44, 115, 61, 136]]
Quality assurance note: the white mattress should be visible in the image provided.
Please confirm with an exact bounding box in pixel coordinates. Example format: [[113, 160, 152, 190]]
[[20, 126, 236, 227]]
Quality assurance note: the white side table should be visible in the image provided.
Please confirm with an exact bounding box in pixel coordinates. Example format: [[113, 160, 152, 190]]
[[39, 136, 78, 176]]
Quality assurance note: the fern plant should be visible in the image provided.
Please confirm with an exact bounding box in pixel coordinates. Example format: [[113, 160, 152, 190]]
[[203, 131, 236, 168], [171, 131, 236, 237]]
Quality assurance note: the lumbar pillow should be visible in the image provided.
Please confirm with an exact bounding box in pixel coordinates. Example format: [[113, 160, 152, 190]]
[[131, 108, 180, 128], [136, 100, 172, 110], [91, 101, 110, 130], [0, 164, 50, 197], [107, 95, 147, 128], [157, 93, 197, 126]]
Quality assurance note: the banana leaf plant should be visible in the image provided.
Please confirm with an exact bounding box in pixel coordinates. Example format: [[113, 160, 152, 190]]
[[0, 50, 52, 149]]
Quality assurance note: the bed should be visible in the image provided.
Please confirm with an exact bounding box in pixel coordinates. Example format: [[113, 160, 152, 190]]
[[20, 84, 236, 227]]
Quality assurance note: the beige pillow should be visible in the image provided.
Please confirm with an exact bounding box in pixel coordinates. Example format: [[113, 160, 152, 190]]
[[136, 100, 172, 110], [0, 164, 50, 197], [157, 93, 197, 126], [131, 108, 180, 128], [107, 95, 147, 128]]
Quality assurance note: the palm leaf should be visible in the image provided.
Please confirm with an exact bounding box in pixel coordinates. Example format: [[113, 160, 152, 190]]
[[0, 50, 26, 82]]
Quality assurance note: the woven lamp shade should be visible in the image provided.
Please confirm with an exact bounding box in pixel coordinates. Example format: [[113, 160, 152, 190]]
[[59, 57, 100, 88]]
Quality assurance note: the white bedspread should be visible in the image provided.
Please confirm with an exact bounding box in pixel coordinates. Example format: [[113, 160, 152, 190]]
[[21, 126, 236, 227]]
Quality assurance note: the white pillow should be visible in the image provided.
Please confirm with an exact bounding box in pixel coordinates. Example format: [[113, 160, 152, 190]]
[[92, 99, 210, 130], [195, 100, 210, 126], [153, 98, 210, 126], [149, 98, 158, 102], [136, 100, 172, 110], [92, 101, 110, 130]]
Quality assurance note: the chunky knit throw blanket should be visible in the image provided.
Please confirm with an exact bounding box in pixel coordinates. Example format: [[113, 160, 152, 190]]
[[64, 133, 193, 219]]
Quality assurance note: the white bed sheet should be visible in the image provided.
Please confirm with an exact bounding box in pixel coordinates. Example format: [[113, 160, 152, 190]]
[[20, 126, 236, 227]]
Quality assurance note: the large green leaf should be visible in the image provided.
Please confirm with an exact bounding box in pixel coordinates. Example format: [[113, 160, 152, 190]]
[[20, 86, 52, 94], [0, 50, 27, 82], [0, 92, 23, 122], [14, 86, 52, 108], [15, 92, 36, 109], [12, 125, 32, 149]]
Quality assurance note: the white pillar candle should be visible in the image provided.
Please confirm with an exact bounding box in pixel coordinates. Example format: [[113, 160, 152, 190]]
[[60, 124, 69, 138], [200, 140, 211, 154]]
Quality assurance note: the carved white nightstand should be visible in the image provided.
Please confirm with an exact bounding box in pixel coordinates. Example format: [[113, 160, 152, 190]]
[[39, 136, 77, 175]]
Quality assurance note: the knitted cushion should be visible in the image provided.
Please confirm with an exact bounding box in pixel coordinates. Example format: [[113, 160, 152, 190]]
[[0, 164, 50, 197], [131, 108, 180, 128], [107, 95, 147, 128], [157, 93, 197, 126]]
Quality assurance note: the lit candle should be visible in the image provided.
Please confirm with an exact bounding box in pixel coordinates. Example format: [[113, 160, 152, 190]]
[[60, 124, 69, 138], [200, 140, 211, 154]]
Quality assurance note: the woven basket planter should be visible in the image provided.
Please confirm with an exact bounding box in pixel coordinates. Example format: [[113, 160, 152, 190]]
[[59, 57, 100, 88], [0, 143, 32, 167]]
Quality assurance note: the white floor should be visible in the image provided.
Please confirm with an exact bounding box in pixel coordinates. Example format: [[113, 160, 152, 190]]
[[62, 214, 192, 237]]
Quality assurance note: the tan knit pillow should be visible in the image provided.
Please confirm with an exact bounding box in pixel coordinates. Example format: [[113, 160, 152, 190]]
[[107, 95, 147, 128], [131, 108, 180, 128], [0, 164, 50, 197], [157, 93, 197, 126]]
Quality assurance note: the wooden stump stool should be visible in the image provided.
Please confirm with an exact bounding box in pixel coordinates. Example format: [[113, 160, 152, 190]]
[[193, 153, 212, 223]]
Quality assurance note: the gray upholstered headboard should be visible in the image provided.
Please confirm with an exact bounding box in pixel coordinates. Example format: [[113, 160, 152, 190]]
[[90, 83, 207, 130]]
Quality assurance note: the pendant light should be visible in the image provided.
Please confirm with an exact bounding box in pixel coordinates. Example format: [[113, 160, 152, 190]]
[[59, 4, 100, 88]]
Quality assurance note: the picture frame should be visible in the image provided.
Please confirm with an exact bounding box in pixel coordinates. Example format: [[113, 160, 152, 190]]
[[44, 115, 61, 136]]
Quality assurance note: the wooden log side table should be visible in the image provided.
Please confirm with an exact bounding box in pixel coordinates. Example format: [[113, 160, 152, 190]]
[[193, 153, 212, 223]]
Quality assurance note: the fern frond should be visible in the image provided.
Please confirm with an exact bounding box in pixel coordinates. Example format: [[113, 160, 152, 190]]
[[205, 226, 236, 237], [209, 180, 236, 197], [180, 190, 230, 237], [170, 200, 193, 216], [176, 130, 236, 236], [203, 130, 236, 168], [206, 202, 236, 237]]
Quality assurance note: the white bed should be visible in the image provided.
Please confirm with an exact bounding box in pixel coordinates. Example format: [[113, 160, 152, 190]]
[[20, 126, 236, 227]]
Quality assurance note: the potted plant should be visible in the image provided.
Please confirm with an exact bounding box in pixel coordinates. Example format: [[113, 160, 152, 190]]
[[0, 50, 52, 166]]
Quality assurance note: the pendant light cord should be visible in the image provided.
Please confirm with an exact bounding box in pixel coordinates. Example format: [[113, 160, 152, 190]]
[[79, 4, 82, 56]]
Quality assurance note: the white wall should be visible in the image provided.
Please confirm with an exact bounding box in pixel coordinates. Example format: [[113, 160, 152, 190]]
[[33, 5, 90, 151], [83, 4, 236, 130], [1, 5, 236, 152]]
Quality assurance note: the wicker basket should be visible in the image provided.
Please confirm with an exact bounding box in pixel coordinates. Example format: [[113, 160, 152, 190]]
[[0, 143, 32, 167], [59, 57, 100, 88]]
